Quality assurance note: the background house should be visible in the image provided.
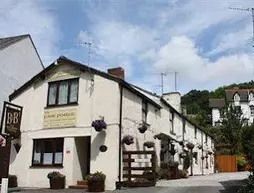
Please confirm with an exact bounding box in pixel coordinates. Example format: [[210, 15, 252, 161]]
[[210, 88, 254, 126], [8, 56, 214, 190], [0, 34, 44, 114]]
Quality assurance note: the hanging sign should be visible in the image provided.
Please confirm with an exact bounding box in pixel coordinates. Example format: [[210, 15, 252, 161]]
[[1, 101, 23, 138]]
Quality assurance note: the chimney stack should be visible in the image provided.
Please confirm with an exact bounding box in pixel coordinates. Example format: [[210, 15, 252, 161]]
[[108, 67, 125, 80]]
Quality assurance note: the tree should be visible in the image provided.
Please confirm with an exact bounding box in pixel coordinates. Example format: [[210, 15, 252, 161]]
[[220, 105, 245, 154]]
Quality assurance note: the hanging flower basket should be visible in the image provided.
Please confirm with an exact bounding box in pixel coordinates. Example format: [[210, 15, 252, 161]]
[[205, 155, 208, 159], [198, 145, 202, 149], [138, 124, 148, 133], [122, 135, 134, 145], [179, 141, 184, 146], [154, 134, 162, 140], [91, 120, 107, 132], [170, 149, 177, 155], [186, 142, 195, 150], [144, 141, 155, 148], [201, 156, 205, 160], [208, 151, 213, 155]]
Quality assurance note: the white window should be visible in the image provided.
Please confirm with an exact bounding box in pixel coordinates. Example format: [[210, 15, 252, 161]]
[[250, 105, 254, 115], [249, 92, 254, 101], [142, 100, 148, 122], [234, 93, 240, 102]]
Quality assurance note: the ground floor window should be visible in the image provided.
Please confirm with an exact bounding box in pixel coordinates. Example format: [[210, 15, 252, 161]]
[[32, 138, 64, 166]]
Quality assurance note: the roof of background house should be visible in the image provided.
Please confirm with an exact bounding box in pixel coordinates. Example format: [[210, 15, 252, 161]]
[[209, 99, 226, 108], [9, 56, 161, 109], [0, 34, 44, 68], [225, 88, 254, 102]]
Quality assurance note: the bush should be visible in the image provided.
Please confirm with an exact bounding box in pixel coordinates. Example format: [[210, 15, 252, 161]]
[[237, 174, 254, 193], [47, 172, 65, 180], [237, 156, 247, 171], [87, 171, 106, 182], [179, 170, 188, 178]]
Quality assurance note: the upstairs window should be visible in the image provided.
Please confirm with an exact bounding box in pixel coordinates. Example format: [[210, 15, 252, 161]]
[[47, 78, 79, 107], [233, 93, 240, 102], [142, 100, 148, 123], [169, 110, 174, 133], [250, 105, 254, 115], [194, 127, 197, 139]]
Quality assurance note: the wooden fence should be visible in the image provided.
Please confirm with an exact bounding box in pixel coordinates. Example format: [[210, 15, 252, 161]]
[[122, 150, 156, 187], [216, 155, 237, 172]]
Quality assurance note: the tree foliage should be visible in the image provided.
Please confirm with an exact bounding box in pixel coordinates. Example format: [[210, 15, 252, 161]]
[[182, 80, 254, 127]]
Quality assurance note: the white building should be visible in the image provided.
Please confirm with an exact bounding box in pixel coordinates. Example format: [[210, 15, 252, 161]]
[[210, 88, 254, 126], [0, 34, 44, 113], [0, 34, 43, 183], [8, 56, 215, 190]]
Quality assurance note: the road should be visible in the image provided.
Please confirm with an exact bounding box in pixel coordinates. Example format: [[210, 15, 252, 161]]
[[10, 172, 249, 193]]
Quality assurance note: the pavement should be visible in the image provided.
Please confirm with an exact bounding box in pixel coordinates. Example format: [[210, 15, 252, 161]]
[[5, 171, 250, 193]]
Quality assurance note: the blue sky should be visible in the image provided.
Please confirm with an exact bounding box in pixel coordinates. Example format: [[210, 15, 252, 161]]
[[1, 0, 254, 94]]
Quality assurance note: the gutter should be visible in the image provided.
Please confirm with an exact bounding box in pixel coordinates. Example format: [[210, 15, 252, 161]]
[[118, 85, 123, 189]]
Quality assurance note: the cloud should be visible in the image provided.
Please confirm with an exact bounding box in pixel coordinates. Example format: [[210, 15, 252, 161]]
[[148, 36, 253, 93], [0, 0, 60, 65]]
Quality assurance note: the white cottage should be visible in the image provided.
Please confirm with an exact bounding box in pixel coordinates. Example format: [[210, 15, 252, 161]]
[[8, 56, 215, 190]]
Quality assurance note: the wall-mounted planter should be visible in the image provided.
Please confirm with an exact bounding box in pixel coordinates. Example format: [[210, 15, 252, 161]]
[[138, 124, 148, 133], [144, 141, 155, 148], [122, 135, 134, 145], [201, 156, 205, 160], [208, 151, 213, 155], [99, 145, 108, 152], [186, 142, 195, 150], [91, 120, 107, 132]]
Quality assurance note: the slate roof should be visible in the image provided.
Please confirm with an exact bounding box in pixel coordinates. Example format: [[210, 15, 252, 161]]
[[0, 34, 30, 50], [209, 99, 226, 108], [225, 88, 254, 102]]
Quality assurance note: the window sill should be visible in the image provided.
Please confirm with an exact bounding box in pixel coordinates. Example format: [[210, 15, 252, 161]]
[[30, 165, 63, 169], [45, 103, 78, 109]]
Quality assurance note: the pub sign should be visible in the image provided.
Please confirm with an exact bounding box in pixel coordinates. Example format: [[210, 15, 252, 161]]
[[1, 101, 22, 138]]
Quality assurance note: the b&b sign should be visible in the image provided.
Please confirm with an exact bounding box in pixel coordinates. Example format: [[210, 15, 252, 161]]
[[1, 101, 22, 138]]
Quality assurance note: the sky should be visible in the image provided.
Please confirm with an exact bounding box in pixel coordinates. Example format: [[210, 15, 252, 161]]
[[1, 0, 254, 95]]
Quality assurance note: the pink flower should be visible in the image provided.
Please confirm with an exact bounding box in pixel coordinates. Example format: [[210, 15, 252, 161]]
[[0, 137, 3, 145]]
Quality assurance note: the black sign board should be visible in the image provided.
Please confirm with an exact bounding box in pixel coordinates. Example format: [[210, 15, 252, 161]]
[[1, 101, 22, 138]]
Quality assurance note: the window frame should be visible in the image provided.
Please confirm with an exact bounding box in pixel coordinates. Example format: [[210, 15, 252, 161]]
[[47, 78, 79, 107], [250, 105, 254, 115], [31, 138, 64, 167], [142, 99, 148, 123], [169, 110, 175, 134]]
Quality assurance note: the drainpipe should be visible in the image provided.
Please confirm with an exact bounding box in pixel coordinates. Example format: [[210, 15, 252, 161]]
[[118, 85, 123, 189]]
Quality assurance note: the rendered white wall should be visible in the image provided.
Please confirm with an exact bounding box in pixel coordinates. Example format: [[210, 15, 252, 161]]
[[0, 37, 43, 114]]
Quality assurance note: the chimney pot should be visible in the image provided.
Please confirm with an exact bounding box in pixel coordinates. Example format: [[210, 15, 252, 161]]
[[108, 67, 125, 80]]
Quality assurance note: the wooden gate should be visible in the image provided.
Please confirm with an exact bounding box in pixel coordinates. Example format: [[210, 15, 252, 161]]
[[122, 150, 156, 187], [216, 155, 237, 172]]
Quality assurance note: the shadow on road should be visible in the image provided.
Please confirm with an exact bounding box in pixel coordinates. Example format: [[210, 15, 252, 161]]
[[219, 179, 247, 193]]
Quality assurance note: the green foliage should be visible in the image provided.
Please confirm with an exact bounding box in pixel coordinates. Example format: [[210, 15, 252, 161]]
[[237, 175, 254, 193], [241, 125, 254, 170], [219, 105, 244, 154], [47, 172, 65, 180], [87, 171, 106, 182], [237, 156, 247, 168], [182, 80, 254, 127]]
